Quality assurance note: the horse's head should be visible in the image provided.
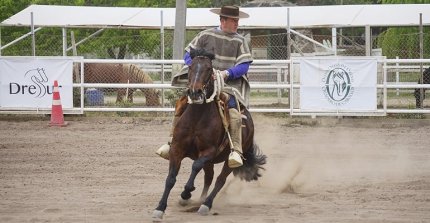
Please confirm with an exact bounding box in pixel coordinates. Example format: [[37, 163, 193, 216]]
[[424, 67, 430, 78], [187, 49, 215, 104]]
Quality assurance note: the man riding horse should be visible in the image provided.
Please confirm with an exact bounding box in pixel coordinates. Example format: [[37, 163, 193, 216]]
[[156, 5, 252, 168]]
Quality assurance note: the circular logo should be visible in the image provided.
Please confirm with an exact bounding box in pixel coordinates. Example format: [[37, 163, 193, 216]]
[[322, 64, 354, 106]]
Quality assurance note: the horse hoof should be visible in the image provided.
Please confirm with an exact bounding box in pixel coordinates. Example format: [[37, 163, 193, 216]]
[[152, 210, 164, 220], [178, 197, 190, 206], [197, 204, 210, 216]]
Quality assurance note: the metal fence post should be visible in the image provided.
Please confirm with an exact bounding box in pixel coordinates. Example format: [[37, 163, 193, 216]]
[[160, 10, 165, 107], [419, 13, 424, 109], [277, 67, 281, 103], [396, 56, 399, 96]]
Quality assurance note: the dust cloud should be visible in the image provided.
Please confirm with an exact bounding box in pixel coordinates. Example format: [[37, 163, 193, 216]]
[[220, 115, 416, 199]]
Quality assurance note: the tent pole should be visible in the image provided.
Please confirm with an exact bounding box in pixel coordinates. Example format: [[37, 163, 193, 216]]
[[332, 27, 337, 56], [0, 28, 42, 51], [290, 29, 332, 51], [66, 28, 104, 52], [365, 25, 371, 56], [287, 8, 291, 60], [31, 12, 36, 56], [62, 27, 67, 56]]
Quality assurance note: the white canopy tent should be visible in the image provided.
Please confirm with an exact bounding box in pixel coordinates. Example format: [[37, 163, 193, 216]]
[[1, 4, 429, 56], [1, 4, 430, 29]]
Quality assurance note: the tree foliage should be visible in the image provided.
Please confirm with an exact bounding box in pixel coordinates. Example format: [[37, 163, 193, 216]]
[[376, 0, 430, 58], [0, 0, 212, 57], [381, 0, 430, 3]]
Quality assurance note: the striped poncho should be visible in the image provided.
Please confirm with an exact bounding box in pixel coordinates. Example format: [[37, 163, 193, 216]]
[[172, 27, 253, 107]]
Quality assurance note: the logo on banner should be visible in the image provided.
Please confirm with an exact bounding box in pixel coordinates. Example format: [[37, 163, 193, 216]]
[[9, 68, 54, 98], [321, 64, 355, 106]]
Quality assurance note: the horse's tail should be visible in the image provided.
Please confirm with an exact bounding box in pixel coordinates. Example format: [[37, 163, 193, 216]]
[[233, 141, 267, 182], [124, 64, 160, 106]]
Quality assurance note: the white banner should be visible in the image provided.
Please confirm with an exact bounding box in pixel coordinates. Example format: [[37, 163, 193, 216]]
[[300, 58, 377, 111], [0, 57, 73, 108]]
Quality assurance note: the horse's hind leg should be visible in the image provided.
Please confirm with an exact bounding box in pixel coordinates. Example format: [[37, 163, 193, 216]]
[[198, 162, 232, 215], [127, 89, 134, 103], [415, 88, 428, 108], [179, 156, 210, 206], [116, 89, 125, 103]]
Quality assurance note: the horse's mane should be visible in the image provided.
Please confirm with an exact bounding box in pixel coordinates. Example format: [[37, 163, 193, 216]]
[[190, 48, 215, 60]]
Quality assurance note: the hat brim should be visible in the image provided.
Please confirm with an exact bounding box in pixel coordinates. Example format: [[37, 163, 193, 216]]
[[210, 8, 249, 19]]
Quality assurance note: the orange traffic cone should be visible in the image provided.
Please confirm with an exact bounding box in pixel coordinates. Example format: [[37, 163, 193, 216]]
[[49, 80, 68, 127]]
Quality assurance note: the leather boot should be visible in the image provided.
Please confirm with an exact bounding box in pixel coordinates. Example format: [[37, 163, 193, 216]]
[[155, 116, 179, 160], [227, 108, 243, 168]]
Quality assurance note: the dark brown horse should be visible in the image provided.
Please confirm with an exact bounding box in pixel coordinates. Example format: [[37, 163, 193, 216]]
[[152, 49, 266, 220], [414, 67, 430, 108]]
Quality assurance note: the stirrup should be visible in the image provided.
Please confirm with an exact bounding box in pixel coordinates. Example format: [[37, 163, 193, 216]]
[[228, 150, 243, 168], [155, 142, 170, 160]]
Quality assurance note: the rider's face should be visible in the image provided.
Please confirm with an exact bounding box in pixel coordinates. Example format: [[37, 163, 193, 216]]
[[221, 17, 239, 34]]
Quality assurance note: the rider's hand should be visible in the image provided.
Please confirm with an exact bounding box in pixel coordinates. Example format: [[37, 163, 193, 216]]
[[213, 70, 229, 80], [221, 70, 229, 79]]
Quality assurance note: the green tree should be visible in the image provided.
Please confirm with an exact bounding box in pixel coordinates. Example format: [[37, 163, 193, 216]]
[[381, 0, 430, 3], [0, 0, 34, 53], [1, 0, 86, 56], [377, 0, 430, 58], [1, 0, 212, 57]]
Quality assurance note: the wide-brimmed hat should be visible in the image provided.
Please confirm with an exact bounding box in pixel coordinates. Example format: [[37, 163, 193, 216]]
[[210, 6, 249, 19]]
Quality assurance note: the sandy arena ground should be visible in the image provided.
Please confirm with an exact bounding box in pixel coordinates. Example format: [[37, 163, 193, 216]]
[[0, 114, 429, 223]]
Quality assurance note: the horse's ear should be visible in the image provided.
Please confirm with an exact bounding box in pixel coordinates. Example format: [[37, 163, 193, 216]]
[[206, 52, 215, 60], [425, 67, 430, 75], [189, 48, 214, 60], [189, 48, 197, 59]]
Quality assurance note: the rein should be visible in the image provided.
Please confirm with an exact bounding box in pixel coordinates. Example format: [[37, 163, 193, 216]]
[[206, 68, 224, 103]]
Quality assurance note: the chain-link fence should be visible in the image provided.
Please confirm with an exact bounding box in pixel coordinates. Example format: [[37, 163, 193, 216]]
[[1, 26, 429, 111], [250, 28, 430, 59], [2, 26, 428, 59]]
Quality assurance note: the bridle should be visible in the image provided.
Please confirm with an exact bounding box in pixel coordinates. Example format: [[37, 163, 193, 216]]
[[187, 56, 224, 104]]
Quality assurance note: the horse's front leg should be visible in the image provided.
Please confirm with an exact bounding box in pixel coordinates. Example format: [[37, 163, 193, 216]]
[[152, 155, 182, 220], [200, 163, 214, 202], [116, 89, 125, 103], [198, 162, 232, 215], [179, 156, 211, 206]]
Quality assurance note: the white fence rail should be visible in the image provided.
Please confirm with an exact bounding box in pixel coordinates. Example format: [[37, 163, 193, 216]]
[[1, 57, 429, 116]]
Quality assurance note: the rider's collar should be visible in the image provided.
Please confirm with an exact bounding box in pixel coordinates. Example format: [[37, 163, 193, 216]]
[[217, 26, 237, 35]]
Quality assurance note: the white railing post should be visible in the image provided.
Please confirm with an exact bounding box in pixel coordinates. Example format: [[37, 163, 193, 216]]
[[395, 56, 400, 96]]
